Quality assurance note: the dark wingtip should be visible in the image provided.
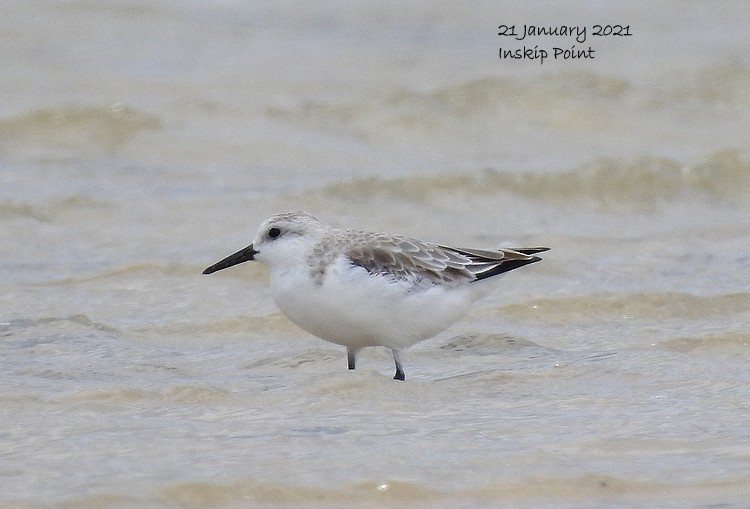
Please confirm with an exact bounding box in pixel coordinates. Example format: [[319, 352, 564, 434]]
[[472, 255, 543, 282], [511, 247, 550, 255]]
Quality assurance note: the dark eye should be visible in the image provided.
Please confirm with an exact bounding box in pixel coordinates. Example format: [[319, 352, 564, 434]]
[[268, 227, 281, 238]]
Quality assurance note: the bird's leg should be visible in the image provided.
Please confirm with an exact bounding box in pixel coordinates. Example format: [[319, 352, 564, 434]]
[[347, 347, 357, 370], [392, 349, 405, 381]]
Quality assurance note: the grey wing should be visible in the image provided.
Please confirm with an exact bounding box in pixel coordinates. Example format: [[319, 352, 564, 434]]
[[346, 235, 548, 286], [345, 235, 477, 286]]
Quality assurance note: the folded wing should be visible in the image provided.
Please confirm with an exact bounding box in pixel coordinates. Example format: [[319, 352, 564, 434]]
[[346, 234, 548, 287]]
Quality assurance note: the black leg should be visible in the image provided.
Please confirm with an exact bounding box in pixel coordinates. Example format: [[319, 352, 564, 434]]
[[347, 347, 357, 370], [392, 349, 405, 381]]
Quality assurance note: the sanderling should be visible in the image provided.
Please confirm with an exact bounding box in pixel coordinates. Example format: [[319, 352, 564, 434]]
[[203, 212, 548, 380]]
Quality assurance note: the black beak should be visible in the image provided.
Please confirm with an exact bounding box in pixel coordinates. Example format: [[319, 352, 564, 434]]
[[202, 244, 258, 274]]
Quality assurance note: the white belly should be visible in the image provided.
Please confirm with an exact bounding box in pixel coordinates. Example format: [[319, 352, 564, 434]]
[[268, 260, 476, 351]]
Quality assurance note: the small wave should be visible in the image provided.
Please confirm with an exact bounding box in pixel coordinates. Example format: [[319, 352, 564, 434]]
[[59, 385, 234, 406], [45, 194, 106, 214], [3, 314, 120, 335], [439, 333, 541, 355], [311, 150, 749, 209], [0, 194, 107, 222], [268, 66, 750, 140], [38, 263, 203, 286], [429, 72, 630, 111], [661, 332, 750, 354], [142, 313, 299, 338], [655, 61, 750, 109], [473, 474, 750, 503], [60, 388, 151, 404], [0, 103, 160, 159], [488, 150, 750, 208], [0, 200, 48, 221], [155, 479, 443, 508], [166, 385, 235, 404], [266, 72, 631, 138], [142, 474, 750, 508], [501, 292, 750, 325]]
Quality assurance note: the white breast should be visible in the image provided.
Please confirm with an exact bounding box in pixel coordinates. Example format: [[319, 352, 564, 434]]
[[268, 256, 476, 351]]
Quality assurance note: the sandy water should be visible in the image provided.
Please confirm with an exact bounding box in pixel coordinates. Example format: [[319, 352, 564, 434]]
[[2, 1, 750, 508]]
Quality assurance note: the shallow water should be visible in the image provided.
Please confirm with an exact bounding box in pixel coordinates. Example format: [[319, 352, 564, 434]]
[[2, 1, 750, 508]]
